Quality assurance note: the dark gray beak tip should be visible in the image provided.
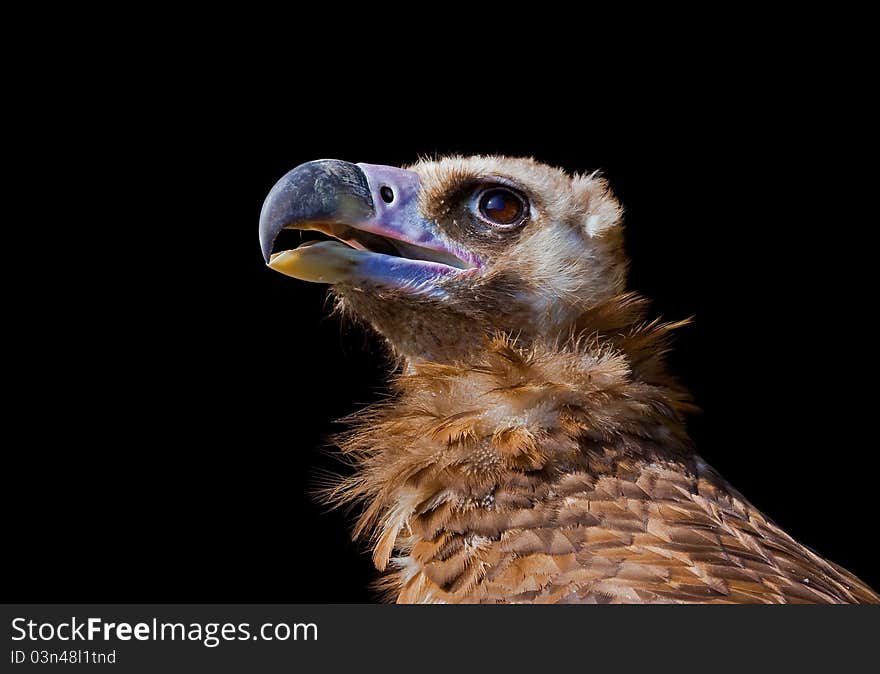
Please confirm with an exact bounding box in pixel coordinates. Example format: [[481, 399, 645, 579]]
[[259, 159, 375, 264]]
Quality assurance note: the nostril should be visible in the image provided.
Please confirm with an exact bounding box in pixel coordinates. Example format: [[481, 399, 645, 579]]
[[380, 186, 394, 203]]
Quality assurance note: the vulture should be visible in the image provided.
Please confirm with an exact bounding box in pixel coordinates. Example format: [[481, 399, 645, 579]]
[[259, 156, 878, 604]]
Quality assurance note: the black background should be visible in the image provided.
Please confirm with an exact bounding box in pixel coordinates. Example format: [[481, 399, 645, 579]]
[[6, 59, 876, 602]]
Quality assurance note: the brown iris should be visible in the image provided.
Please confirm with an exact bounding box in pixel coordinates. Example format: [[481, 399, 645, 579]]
[[478, 187, 526, 226]]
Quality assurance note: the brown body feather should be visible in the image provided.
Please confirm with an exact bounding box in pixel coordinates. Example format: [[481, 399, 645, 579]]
[[327, 295, 878, 603]]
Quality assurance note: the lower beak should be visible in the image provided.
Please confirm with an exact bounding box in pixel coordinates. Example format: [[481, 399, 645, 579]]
[[259, 160, 474, 291]]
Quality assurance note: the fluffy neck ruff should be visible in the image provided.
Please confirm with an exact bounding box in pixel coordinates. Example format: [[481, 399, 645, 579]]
[[326, 293, 696, 599]]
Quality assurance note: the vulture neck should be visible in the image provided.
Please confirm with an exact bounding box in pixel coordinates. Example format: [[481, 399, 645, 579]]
[[330, 293, 696, 601]]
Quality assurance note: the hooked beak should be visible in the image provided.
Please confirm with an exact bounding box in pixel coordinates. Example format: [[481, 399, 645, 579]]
[[259, 160, 476, 292]]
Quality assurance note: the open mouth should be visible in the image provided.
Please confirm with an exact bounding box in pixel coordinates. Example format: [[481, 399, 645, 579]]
[[268, 223, 471, 271], [259, 159, 481, 291]]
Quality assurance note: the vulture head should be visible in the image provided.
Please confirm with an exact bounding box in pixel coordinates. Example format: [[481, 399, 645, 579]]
[[260, 156, 626, 363]]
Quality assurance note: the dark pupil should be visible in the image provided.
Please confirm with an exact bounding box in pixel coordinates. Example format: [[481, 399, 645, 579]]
[[480, 189, 522, 224]]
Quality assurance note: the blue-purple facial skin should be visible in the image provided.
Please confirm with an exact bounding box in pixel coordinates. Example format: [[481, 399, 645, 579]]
[[330, 164, 481, 296], [352, 251, 466, 298], [356, 163, 483, 272]]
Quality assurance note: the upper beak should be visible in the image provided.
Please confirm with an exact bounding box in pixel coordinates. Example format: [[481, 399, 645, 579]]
[[259, 160, 373, 264], [259, 160, 475, 290]]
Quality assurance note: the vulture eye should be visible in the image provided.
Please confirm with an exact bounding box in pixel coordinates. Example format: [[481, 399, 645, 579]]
[[476, 187, 527, 227]]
